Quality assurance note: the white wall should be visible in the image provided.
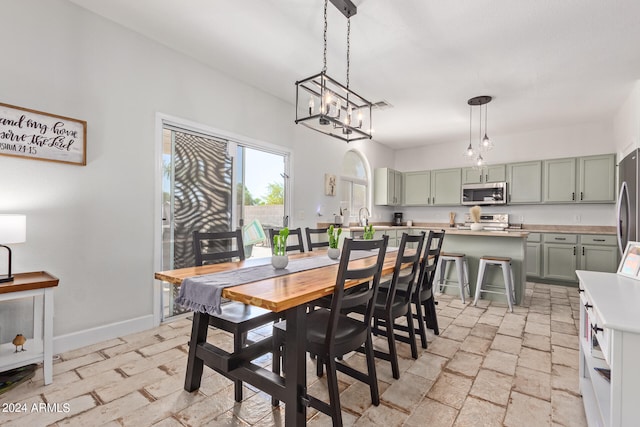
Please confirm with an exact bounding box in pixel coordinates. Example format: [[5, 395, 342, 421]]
[[0, 0, 393, 351], [614, 80, 640, 157], [394, 121, 617, 226]]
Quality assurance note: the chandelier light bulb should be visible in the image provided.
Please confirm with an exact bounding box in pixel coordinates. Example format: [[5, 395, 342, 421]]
[[465, 143, 474, 158], [476, 154, 484, 167], [308, 98, 315, 115]]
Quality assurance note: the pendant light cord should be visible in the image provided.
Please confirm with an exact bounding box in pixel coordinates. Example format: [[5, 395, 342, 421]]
[[346, 18, 351, 90], [322, 0, 328, 73]]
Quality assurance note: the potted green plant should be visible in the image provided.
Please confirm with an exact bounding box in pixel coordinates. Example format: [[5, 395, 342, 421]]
[[327, 224, 342, 259], [362, 224, 375, 240], [272, 227, 289, 269]]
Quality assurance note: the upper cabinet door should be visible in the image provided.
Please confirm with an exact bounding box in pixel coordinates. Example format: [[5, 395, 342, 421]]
[[374, 168, 402, 206], [507, 161, 542, 204], [461, 167, 482, 184], [579, 154, 616, 203], [543, 158, 577, 203], [403, 171, 431, 206], [431, 168, 462, 205]]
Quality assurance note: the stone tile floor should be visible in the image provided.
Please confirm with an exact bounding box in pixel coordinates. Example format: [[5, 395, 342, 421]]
[[0, 282, 587, 426]]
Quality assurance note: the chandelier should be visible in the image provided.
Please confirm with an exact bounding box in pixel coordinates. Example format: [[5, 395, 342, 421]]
[[463, 95, 493, 168], [295, 0, 373, 143]]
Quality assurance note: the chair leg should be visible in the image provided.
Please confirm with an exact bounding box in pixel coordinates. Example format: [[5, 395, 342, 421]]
[[406, 311, 418, 359], [316, 356, 324, 377], [271, 335, 282, 406], [414, 299, 428, 348], [463, 259, 471, 296], [364, 332, 380, 406], [325, 356, 343, 427], [473, 260, 486, 306], [425, 297, 439, 336], [233, 332, 244, 402], [455, 259, 466, 303], [385, 314, 400, 379], [436, 258, 446, 293], [502, 262, 514, 312]]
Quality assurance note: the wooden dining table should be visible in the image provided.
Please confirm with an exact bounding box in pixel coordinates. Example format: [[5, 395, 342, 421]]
[[155, 248, 403, 426]]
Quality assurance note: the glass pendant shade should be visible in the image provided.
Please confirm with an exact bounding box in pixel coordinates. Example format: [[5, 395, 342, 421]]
[[465, 95, 494, 166]]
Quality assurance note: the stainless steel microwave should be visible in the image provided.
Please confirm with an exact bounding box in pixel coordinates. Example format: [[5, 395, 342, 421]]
[[461, 182, 507, 205]]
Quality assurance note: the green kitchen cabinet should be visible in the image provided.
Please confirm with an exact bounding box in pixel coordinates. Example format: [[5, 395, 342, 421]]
[[374, 168, 403, 206], [543, 158, 577, 203], [526, 233, 542, 278], [431, 168, 462, 205], [462, 164, 506, 184], [579, 234, 618, 273], [578, 154, 616, 203], [507, 161, 542, 204], [403, 171, 431, 206], [543, 242, 578, 281]]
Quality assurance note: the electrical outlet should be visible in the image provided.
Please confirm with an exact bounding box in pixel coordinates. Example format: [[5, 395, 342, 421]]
[[574, 215, 581, 223], [519, 215, 524, 223]]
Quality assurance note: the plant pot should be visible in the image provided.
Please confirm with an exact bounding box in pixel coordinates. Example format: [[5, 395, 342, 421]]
[[470, 223, 484, 231], [327, 248, 340, 260], [271, 255, 289, 269]]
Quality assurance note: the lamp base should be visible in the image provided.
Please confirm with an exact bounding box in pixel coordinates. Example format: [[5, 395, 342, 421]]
[[0, 275, 14, 283]]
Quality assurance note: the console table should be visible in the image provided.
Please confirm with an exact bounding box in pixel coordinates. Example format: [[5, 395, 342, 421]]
[[576, 270, 640, 427], [0, 271, 59, 385]]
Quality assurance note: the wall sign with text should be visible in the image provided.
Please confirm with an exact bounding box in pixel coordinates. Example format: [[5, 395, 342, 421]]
[[0, 102, 86, 166]]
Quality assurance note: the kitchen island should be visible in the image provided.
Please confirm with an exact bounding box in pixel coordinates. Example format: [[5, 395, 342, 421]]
[[344, 226, 529, 305]]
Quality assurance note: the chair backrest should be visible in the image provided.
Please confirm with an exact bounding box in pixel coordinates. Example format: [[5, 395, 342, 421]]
[[193, 229, 245, 266], [326, 236, 389, 346], [416, 230, 446, 299], [384, 232, 426, 309], [305, 227, 330, 251], [268, 227, 305, 253]]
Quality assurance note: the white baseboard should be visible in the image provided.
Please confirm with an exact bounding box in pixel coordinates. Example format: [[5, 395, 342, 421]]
[[53, 315, 156, 355]]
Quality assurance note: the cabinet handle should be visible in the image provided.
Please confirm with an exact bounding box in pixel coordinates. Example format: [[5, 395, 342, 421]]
[[555, 237, 567, 241], [580, 191, 584, 200], [573, 246, 576, 255], [578, 288, 584, 294], [582, 246, 585, 256], [485, 174, 488, 182], [591, 324, 604, 333], [593, 239, 606, 242], [584, 302, 593, 309], [572, 192, 575, 201]]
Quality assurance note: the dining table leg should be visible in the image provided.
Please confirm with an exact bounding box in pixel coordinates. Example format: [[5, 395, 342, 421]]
[[284, 305, 307, 426], [184, 311, 209, 392]]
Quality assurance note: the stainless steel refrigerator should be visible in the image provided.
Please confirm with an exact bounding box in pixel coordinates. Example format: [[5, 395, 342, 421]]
[[617, 149, 639, 254]]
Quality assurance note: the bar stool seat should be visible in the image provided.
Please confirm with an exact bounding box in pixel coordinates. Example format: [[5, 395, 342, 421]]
[[436, 252, 470, 303], [473, 255, 516, 312]]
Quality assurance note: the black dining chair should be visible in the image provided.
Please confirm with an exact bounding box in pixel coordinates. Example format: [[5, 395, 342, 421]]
[[192, 229, 279, 402], [364, 231, 425, 379], [387, 230, 445, 349], [272, 236, 389, 426], [305, 227, 330, 251], [268, 227, 305, 253]]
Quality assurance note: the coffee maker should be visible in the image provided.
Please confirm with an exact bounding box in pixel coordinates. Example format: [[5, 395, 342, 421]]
[[393, 212, 403, 226]]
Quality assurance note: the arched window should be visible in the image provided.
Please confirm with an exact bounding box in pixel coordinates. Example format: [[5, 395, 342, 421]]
[[340, 150, 369, 220]]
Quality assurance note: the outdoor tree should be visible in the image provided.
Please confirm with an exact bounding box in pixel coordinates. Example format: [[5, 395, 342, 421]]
[[237, 183, 261, 206], [263, 182, 284, 205]]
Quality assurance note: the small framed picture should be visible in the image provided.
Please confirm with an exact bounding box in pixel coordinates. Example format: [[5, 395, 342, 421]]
[[324, 173, 336, 196], [617, 241, 640, 280]]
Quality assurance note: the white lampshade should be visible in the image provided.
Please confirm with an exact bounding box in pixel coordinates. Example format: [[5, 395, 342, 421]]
[[0, 215, 26, 244]]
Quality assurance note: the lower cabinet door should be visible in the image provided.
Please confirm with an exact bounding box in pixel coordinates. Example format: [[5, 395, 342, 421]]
[[543, 243, 578, 281], [526, 243, 542, 278], [581, 245, 618, 273]]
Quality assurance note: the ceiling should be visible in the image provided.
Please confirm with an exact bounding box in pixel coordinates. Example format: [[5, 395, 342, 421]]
[[68, 0, 640, 150]]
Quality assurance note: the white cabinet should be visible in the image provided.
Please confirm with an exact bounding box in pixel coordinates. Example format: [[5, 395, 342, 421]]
[[431, 168, 462, 206], [577, 270, 640, 427], [507, 161, 542, 204], [461, 164, 506, 184], [543, 154, 616, 204], [374, 168, 402, 206]]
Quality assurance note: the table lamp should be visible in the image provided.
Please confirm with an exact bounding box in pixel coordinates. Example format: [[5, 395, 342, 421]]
[[0, 214, 26, 283]]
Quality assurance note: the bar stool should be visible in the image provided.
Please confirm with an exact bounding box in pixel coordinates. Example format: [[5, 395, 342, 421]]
[[473, 255, 516, 312], [436, 252, 470, 303]]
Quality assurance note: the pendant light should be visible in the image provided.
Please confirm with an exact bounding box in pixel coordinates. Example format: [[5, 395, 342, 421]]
[[464, 95, 493, 169], [294, 0, 373, 143]]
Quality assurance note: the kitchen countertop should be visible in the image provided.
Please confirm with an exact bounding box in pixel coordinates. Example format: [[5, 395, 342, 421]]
[[318, 222, 616, 236]]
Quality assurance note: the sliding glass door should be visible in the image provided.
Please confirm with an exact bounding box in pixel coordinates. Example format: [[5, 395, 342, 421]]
[[160, 123, 290, 320]]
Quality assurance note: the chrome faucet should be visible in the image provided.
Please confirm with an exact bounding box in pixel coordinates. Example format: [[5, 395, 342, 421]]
[[358, 207, 370, 227]]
